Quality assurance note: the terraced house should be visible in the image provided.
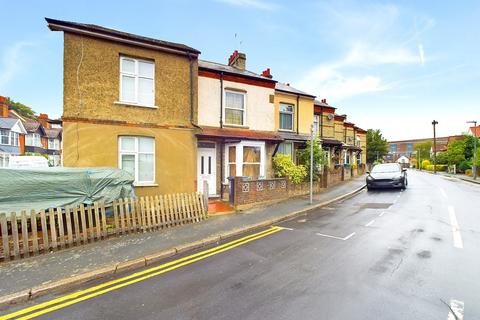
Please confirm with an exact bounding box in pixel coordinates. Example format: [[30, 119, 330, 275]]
[[47, 18, 200, 196], [273, 79, 316, 163], [196, 52, 281, 197]]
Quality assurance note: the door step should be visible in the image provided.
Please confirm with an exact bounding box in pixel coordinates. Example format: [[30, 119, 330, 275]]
[[208, 200, 235, 215]]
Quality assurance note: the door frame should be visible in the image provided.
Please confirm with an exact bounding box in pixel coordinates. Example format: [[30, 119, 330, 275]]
[[197, 141, 217, 196]]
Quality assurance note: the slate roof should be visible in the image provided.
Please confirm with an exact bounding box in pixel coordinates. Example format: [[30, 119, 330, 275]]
[[23, 119, 41, 132], [198, 60, 276, 83], [46, 18, 200, 55], [0, 118, 18, 130], [275, 82, 316, 98], [44, 128, 62, 139], [278, 131, 311, 142]]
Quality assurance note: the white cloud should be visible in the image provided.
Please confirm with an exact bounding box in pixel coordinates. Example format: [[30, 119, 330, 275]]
[[418, 43, 425, 66], [0, 41, 35, 92], [215, 0, 277, 10]]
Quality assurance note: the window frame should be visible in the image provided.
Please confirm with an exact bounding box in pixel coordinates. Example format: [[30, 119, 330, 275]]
[[279, 103, 294, 131], [119, 56, 156, 108], [48, 138, 60, 150], [313, 115, 320, 135], [223, 90, 247, 126], [224, 141, 265, 181], [0, 130, 10, 145], [118, 136, 156, 185], [278, 142, 294, 160]]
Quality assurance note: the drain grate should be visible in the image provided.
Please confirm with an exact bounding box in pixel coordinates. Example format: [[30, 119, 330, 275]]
[[357, 203, 393, 209]]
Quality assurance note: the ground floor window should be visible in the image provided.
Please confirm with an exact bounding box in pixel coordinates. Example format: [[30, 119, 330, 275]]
[[0, 153, 9, 168], [48, 155, 61, 167], [118, 136, 155, 184], [344, 151, 351, 165], [225, 141, 265, 180], [356, 152, 362, 164], [277, 142, 294, 160]]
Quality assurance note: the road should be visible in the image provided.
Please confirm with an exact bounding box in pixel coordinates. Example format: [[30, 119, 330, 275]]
[[1, 170, 479, 319]]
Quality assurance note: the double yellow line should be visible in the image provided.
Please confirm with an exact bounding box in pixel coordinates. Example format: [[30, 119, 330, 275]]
[[0, 226, 284, 320]]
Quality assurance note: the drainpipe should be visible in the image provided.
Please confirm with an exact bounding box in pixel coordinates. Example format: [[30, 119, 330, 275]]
[[296, 95, 300, 134], [188, 54, 200, 129], [220, 140, 224, 198], [220, 72, 224, 128], [320, 105, 324, 139]]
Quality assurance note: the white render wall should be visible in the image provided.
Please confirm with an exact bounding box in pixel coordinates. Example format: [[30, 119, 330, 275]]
[[198, 76, 275, 131]]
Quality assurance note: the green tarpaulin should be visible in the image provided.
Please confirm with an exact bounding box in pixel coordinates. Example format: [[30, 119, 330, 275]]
[[0, 167, 135, 214]]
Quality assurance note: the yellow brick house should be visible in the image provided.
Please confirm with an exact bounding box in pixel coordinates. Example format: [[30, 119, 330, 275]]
[[47, 18, 201, 196]]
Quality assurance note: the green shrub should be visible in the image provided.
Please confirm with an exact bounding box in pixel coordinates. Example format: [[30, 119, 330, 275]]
[[458, 160, 472, 173], [272, 154, 307, 184], [426, 164, 447, 172], [421, 159, 431, 170], [465, 169, 473, 176]]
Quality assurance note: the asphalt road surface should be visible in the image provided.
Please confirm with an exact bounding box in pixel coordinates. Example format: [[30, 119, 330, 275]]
[[1, 170, 479, 320]]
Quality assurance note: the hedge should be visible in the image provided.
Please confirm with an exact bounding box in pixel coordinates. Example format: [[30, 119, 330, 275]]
[[426, 164, 447, 172]]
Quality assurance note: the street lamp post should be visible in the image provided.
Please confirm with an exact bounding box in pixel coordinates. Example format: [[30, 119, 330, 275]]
[[467, 120, 477, 180], [309, 123, 314, 205], [432, 120, 438, 174]]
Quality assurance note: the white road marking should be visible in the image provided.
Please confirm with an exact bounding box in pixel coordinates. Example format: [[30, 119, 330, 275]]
[[447, 299, 464, 320], [316, 232, 356, 241], [379, 211, 385, 217], [279, 227, 294, 230], [448, 206, 463, 249], [365, 219, 375, 227], [440, 188, 448, 199]]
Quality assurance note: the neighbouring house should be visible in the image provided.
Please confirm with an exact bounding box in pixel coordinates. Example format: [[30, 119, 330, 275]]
[[0, 97, 27, 167], [47, 18, 201, 196], [273, 77, 316, 163], [314, 99, 341, 167], [387, 135, 463, 162], [196, 51, 282, 198], [24, 119, 48, 155], [470, 126, 480, 137], [354, 126, 367, 165]]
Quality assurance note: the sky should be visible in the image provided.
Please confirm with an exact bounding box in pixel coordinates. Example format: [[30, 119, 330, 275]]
[[1, 0, 479, 140]]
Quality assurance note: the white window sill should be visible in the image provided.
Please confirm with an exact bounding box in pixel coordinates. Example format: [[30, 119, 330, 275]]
[[134, 182, 159, 187], [278, 129, 294, 132], [114, 101, 158, 109]]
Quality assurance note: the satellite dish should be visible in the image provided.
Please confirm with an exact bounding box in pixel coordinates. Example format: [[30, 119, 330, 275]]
[[327, 113, 334, 121]]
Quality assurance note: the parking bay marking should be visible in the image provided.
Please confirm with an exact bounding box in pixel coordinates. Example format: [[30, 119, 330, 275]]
[[448, 206, 463, 249], [316, 232, 355, 241], [365, 219, 375, 227]]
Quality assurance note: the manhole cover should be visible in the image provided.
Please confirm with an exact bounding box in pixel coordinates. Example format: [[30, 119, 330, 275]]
[[358, 203, 393, 209]]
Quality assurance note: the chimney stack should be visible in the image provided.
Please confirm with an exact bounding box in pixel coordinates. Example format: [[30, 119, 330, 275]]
[[261, 68, 273, 79], [37, 113, 51, 129], [228, 50, 246, 70], [0, 96, 8, 118]]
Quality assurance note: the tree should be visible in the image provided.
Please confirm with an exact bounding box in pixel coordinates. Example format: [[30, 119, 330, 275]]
[[5, 97, 36, 119], [436, 151, 448, 164], [445, 140, 466, 165], [414, 141, 432, 167], [298, 137, 326, 179], [366, 129, 388, 164]]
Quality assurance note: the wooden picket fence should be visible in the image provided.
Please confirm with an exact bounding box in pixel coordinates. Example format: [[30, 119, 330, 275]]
[[0, 192, 207, 261]]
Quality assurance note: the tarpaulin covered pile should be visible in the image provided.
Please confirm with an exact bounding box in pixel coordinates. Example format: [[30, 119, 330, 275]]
[[0, 167, 135, 213]]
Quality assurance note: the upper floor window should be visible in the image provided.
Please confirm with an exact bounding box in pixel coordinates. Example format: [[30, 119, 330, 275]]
[[48, 138, 60, 150], [224, 91, 245, 126], [119, 136, 155, 185], [390, 144, 397, 153], [313, 115, 320, 135], [1, 130, 19, 146], [120, 57, 155, 107], [26, 133, 42, 147], [279, 104, 294, 131], [407, 143, 413, 152]]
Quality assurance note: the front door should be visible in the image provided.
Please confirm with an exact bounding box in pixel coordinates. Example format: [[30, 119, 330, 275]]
[[197, 145, 216, 196]]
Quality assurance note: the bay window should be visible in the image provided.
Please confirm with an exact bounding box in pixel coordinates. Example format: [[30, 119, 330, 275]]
[[26, 133, 41, 147], [224, 91, 245, 126], [119, 136, 155, 185], [225, 141, 265, 180], [279, 104, 294, 131], [0, 130, 19, 146], [120, 57, 155, 107], [278, 142, 294, 160], [48, 139, 60, 150]]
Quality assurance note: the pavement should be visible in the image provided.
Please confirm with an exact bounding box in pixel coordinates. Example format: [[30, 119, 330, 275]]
[[2, 169, 479, 319], [0, 175, 366, 304], [437, 171, 480, 185]]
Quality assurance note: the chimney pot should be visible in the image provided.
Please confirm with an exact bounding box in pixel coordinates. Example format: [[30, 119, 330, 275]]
[[261, 68, 273, 79]]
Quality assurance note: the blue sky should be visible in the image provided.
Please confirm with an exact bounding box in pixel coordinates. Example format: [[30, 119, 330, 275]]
[[1, 0, 479, 140]]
